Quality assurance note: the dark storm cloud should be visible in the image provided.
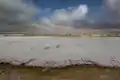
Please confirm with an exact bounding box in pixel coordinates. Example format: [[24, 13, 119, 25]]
[[0, 0, 39, 32], [93, 0, 120, 29]]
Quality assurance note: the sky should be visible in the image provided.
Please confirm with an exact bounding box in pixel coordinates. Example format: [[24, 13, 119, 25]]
[[0, 0, 120, 33], [33, 0, 103, 20]]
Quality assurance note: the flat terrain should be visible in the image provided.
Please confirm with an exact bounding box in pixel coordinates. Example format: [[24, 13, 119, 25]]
[[0, 37, 120, 67], [0, 64, 120, 80], [0, 37, 120, 80]]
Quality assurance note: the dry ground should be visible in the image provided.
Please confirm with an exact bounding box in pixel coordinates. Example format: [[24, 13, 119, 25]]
[[0, 64, 120, 80]]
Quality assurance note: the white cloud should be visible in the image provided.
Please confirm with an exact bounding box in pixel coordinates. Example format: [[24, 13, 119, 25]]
[[38, 4, 89, 34], [39, 0, 120, 32], [41, 4, 88, 26], [0, 0, 89, 33], [1, 0, 120, 33], [71, 5, 88, 20]]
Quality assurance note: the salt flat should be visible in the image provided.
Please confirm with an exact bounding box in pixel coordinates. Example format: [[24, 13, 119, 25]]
[[0, 36, 120, 67]]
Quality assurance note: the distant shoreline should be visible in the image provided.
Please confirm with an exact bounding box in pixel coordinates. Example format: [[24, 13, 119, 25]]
[[0, 34, 120, 37]]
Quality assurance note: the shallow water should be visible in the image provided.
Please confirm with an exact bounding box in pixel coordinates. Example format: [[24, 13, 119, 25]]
[[0, 37, 120, 67]]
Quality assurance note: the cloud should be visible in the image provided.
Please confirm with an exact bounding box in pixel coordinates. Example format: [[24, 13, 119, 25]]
[[0, 0, 40, 32], [53, 5, 88, 23], [38, 0, 120, 32], [98, 0, 120, 28], [1, 0, 120, 34], [105, 0, 119, 10], [73, 0, 120, 29], [41, 4, 88, 27]]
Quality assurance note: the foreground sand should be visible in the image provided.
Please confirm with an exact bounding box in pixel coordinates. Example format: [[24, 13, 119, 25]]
[[0, 64, 120, 80]]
